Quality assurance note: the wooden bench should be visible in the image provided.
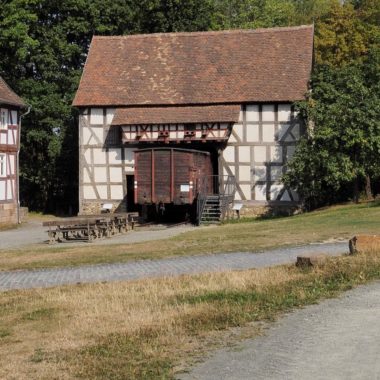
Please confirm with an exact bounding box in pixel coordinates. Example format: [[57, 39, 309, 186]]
[[43, 212, 139, 244]]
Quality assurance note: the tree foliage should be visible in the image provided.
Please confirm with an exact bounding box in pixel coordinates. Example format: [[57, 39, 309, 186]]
[[0, 0, 378, 212]]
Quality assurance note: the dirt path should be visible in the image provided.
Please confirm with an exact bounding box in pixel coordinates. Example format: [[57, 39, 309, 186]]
[[178, 281, 380, 380]]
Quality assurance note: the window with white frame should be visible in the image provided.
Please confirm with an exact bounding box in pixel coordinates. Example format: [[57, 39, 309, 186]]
[[0, 109, 8, 129], [0, 154, 6, 177]]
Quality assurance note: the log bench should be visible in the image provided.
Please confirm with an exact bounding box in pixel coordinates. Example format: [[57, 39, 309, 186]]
[[43, 212, 138, 244]]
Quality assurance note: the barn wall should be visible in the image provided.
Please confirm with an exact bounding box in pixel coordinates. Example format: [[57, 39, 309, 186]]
[[221, 103, 302, 205], [79, 108, 136, 214]]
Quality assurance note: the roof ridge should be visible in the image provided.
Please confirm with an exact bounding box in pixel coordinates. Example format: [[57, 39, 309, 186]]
[[92, 25, 313, 40]]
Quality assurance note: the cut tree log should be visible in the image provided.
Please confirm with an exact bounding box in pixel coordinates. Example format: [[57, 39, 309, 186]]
[[296, 254, 328, 267], [349, 235, 380, 255]]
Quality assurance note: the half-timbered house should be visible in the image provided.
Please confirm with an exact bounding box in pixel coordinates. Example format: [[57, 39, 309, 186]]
[[73, 25, 313, 220], [0, 76, 25, 224]]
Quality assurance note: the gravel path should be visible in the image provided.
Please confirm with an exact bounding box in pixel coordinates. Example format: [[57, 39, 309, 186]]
[[0, 221, 198, 250], [178, 281, 380, 380], [0, 242, 347, 291]]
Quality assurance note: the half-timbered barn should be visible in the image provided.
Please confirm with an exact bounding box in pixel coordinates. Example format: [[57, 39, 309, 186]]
[[0, 76, 25, 224], [73, 25, 313, 221]]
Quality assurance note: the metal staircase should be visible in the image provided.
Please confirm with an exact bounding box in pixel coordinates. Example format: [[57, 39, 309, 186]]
[[196, 175, 236, 225]]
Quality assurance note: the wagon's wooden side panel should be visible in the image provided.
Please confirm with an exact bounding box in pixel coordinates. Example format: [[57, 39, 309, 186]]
[[135, 148, 212, 205]]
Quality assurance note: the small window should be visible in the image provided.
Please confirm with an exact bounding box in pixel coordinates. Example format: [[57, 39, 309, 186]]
[[0, 109, 8, 129], [0, 154, 6, 177]]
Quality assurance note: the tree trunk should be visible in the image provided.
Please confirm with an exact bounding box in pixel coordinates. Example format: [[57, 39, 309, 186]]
[[365, 174, 373, 201], [354, 177, 359, 204]]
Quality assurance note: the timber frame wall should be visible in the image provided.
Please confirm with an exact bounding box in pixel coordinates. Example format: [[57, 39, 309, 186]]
[[79, 103, 302, 214], [0, 106, 20, 224], [222, 103, 302, 206]]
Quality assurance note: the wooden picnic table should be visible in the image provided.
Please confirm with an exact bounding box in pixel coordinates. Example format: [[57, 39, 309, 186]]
[[43, 212, 139, 244]]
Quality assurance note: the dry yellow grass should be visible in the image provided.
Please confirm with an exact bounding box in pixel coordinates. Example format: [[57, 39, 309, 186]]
[[1, 249, 380, 379]]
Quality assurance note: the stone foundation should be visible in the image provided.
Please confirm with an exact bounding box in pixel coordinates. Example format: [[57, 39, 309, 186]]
[[230, 202, 302, 219], [80, 200, 126, 215], [0, 202, 17, 224]]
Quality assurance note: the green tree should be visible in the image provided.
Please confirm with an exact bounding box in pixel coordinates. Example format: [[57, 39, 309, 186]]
[[284, 52, 380, 208]]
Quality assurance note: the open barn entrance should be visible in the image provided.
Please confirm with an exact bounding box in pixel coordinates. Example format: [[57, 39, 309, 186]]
[[126, 175, 138, 212]]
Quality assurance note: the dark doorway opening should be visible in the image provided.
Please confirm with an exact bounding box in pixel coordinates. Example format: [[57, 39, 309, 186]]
[[126, 175, 138, 212]]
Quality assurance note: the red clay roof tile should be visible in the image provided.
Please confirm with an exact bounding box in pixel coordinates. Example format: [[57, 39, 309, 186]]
[[73, 25, 313, 107], [0, 76, 25, 107], [111, 105, 241, 125]]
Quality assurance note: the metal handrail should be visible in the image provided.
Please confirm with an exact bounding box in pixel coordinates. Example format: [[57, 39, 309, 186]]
[[196, 175, 236, 224]]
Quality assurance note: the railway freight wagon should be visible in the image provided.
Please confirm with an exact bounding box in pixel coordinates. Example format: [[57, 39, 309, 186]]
[[134, 148, 213, 220]]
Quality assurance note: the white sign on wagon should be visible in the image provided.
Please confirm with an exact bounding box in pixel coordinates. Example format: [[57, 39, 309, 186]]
[[180, 184, 190, 192]]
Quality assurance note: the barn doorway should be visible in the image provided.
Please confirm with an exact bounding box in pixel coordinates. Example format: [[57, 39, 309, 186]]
[[126, 175, 137, 212]]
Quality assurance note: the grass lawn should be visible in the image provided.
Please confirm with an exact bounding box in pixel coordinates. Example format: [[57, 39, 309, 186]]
[[1, 249, 380, 379], [0, 202, 380, 271]]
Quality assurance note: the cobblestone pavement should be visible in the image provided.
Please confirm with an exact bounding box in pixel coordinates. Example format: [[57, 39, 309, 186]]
[[0, 242, 347, 291]]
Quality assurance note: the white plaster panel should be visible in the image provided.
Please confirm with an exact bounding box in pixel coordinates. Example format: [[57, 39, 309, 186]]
[[255, 184, 267, 201], [223, 146, 235, 162], [246, 105, 259, 122], [0, 181, 5, 200], [270, 146, 283, 163], [278, 104, 292, 122], [291, 190, 300, 202], [233, 124, 243, 141], [281, 190, 291, 201], [94, 167, 107, 182], [84, 149, 92, 164], [238, 110, 244, 122], [270, 184, 282, 200], [246, 125, 259, 142], [240, 184, 251, 200], [234, 191, 242, 201], [93, 148, 107, 165], [262, 105, 275, 121], [96, 185, 108, 199], [7, 130, 14, 145], [11, 110, 17, 125], [239, 166, 251, 181], [108, 148, 122, 164], [82, 126, 92, 145], [0, 134, 6, 144], [254, 146, 267, 163], [287, 145, 296, 160], [254, 165, 266, 182], [271, 166, 283, 181], [262, 124, 275, 142], [90, 108, 103, 125], [9, 155, 15, 175], [125, 148, 135, 164], [83, 168, 91, 183], [223, 166, 235, 176], [278, 123, 290, 141], [292, 124, 300, 139], [238, 146, 251, 163], [7, 179, 13, 199], [110, 185, 124, 200], [83, 185, 97, 200], [106, 108, 115, 125], [110, 167, 123, 183], [228, 133, 237, 143], [92, 127, 104, 143]]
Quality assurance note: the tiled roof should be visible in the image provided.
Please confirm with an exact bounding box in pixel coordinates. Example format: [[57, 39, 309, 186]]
[[0, 76, 25, 107], [111, 105, 241, 125], [73, 25, 313, 107]]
